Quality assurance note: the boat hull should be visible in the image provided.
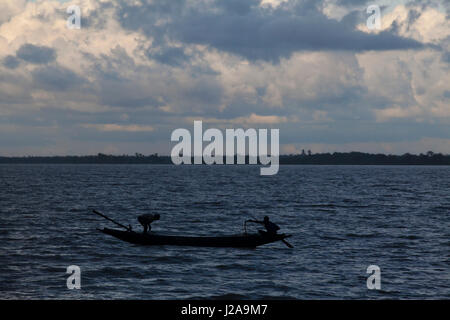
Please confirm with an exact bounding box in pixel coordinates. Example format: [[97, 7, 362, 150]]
[[100, 228, 291, 248]]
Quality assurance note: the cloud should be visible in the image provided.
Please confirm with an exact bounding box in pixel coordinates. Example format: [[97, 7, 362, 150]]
[[373, 105, 423, 122], [335, 0, 370, 6], [0, 0, 448, 155], [443, 51, 450, 63], [31, 65, 86, 91], [0, 0, 26, 25], [2, 55, 20, 69], [178, 12, 423, 62], [367, 3, 450, 43], [149, 46, 189, 66], [0, 71, 32, 105], [81, 124, 155, 132], [186, 113, 293, 125], [16, 43, 56, 64], [117, 0, 426, 63], [98, 75, 162, 109]]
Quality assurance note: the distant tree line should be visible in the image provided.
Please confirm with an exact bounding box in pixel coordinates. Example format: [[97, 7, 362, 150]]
[[0, 153, 171, 164], [280, 151, 450, 165], [0, 151, 449, 165]]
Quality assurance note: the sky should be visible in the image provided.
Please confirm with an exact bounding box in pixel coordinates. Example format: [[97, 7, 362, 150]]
[[0, 0, 449, 156]]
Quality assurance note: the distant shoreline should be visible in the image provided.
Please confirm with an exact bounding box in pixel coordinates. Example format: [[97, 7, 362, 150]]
[[1, 152, 449, 165]]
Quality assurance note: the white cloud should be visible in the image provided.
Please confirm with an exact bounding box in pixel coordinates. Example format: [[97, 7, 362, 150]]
[[0, 0, 26, 25], [358, 48, 450, 121], [81, 123, 155, 132], [357, 4, 450, 43], [186, 113, 293, 125]]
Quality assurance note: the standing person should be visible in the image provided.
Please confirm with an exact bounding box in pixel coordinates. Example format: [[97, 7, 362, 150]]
[[138, 213, 160, 233]]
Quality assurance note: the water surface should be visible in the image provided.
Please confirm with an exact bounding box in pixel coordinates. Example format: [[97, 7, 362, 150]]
[[0, 164, 449, 299]]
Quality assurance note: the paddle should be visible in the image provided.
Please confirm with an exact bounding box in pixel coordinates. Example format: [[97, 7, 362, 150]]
[[246, 218, 293, 248], [281, 239, 294, 248], [92, 209, 131, 231]]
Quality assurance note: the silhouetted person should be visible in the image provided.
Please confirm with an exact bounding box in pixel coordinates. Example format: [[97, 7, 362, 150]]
[[138, 213, 160, 233], [248, 216, 280, 236]]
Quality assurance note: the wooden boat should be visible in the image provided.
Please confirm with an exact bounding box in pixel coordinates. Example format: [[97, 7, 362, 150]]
[[99, 227, 292, 248]]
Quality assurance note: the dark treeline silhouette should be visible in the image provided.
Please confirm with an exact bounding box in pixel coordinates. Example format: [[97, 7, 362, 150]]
[[0, 153, 171, 164], [1, 151, 450, 165], [280, 151, 450, 165]]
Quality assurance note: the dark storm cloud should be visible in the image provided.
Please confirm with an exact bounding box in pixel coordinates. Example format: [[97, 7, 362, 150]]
[[16, 44, 56, 64], [149, 47, 189, 66], [216, 0, 259, 15], [80, 1, 114, 29], [442, 51, 450, 63], [0, 72, 32, 104], [334, 0, 375, 7], [117, 0, 426, 63], [86, 48, 161, 108], [444, 91, 450, 99], [175, 13, 424, 61], [179, 78, 224, 108], [2, 55, 20, 69], [31, 65, 86, 91], [406, 8, 422, 26], [116, 0, 185, 47], [407, 0, 447, 11], [99, 77, 162, 108]]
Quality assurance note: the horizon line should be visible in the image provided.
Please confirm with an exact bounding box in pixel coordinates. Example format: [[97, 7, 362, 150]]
[[0, 151, 448, 158]]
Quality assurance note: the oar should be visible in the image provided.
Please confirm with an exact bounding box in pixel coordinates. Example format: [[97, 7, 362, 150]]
[[281, 238, 293, 248], [92, 210, 131, 231]]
